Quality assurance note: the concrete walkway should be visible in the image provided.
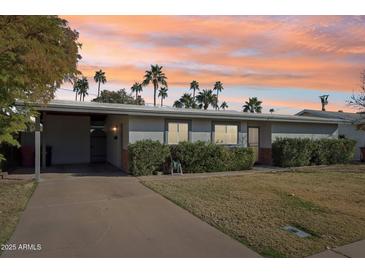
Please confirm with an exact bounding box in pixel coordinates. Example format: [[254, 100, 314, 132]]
[[2, 167, 259, 258], [309, 240, 365, 258]]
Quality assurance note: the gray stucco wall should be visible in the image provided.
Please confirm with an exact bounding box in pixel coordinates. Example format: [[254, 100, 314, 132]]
[[128, 116, 250, 146], [191, 119, 211, 142], [44, 114, 90, 164], [272, 122, 338, 141], [129, 116, 165, 143], [338, 124, 365, 160]]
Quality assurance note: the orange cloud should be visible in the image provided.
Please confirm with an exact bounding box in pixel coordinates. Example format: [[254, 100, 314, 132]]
[[58, 16, 365, 113]]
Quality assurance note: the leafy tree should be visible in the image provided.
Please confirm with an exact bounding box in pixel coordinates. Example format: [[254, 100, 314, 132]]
[[158, 87, 168, 107], [196, 89, 215, 110], [173, 93, 195, 109], [143, 64, 168, 106], [131, 82, 143, 100], [220, 101, 228, 110], [348, 70, 365, 110], [213, 81, 224, 110], [73, 76, 89, 101], [94, 69, 106, 97], [242, 97, 263, 113], [269, 108, 275, 114], [0, 16, 81, 163], [190, 80, 199, 101], [92, 89, 144, 105]]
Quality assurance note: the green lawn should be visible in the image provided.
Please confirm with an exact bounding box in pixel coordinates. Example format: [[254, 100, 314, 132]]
[[0, 180, 37, 254], [142, 164, 365, 257]]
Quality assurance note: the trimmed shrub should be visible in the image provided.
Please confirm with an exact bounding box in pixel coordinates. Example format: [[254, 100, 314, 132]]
[[272, 138, 356, 167], [170, 141, 255, 173], [272, 138, 313, 167], [128, 140, 170, 176], [312, 139, 356, 165], [225, 147, 255, 171], [170, 141, 226, 173]]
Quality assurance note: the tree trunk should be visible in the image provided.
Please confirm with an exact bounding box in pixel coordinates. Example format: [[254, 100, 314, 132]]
[[97, 82, 101, 97], [75, 91, 77, 101], [216, 91, 219, 110], [153, 83, 157, 106], [161, 97, 163, 107]]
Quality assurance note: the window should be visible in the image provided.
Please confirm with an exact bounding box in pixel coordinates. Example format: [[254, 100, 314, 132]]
[[167, 122, 189, 144], [214, 124, 238, 145]]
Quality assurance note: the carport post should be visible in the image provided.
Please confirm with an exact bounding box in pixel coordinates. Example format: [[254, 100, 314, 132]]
[[41, 112, 46, 168], [35, 115, 41, 182]]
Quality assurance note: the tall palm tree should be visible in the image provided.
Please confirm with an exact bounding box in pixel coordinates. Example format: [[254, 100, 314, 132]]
[[196, 89, 215, 110], [74, 77, 89, 102], [158, 87, 168, 107], [220, 101, 228, 110], [242, 97, 263, 113], [143, 64, 168, 106], [190, 80, 200, 101], [94, 70, 107, 97], [213, 81, 224, 110], [131, 82, 143, 100]]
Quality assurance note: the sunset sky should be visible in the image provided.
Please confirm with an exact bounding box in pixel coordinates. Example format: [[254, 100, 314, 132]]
[[58, 16, 365, 114]]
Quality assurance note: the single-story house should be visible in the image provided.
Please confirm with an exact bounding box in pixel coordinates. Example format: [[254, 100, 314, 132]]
[[18, 100, 352, 179], [296, 109, 365, 160]]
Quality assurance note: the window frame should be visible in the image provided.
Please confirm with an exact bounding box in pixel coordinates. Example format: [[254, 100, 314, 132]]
[[164, 119, 192, 145], [211, 121, 240, 146]]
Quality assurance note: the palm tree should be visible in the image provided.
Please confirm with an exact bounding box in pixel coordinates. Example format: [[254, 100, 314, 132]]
[[70, 74, 80, 101], [173, 93, 194, 108], [213, 81, 224, 110], [158, 87, 168, 107], [220, 101, 228, 110], [269, 108, 275, 114], [173, 100, 183, 108], [242, 97, 263, 113], [131, 82, 143, 100], [74, 77, 89, 102], [196, 89, 215, 110], [190, 80, 200, 101], [143, 64, 168, 106], [73, 81, 78, 101], [94, 70, 107, 97]]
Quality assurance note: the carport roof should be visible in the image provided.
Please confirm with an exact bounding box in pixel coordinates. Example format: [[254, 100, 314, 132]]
[[23, 100, 349, 124]]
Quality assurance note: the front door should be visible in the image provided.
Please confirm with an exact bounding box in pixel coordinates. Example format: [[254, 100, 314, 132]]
[[248, 127, 260, 162], [90, 129, 107, 163]]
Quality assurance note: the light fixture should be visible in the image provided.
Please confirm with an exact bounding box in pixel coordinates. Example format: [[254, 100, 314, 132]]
[[112, 126, 118, 132]]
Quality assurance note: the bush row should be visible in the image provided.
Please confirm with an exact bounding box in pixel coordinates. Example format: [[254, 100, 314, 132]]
[[128, 140, 255, 176], [272, 138, 356, 167]]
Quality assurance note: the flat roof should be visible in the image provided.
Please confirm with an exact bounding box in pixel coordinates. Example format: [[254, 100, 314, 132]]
[[23, 100, 349, 125], [296, 109, 365, 124]]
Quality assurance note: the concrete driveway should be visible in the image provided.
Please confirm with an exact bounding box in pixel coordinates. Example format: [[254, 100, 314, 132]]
[[3, 166, 259, 258]]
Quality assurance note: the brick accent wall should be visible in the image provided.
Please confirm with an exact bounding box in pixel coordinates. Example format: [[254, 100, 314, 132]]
[[121, 149, 129, 172], [259, 148, 272, 165]]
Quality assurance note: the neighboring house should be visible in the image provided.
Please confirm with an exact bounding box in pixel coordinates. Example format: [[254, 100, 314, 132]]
[[296, 109, 365, 160], [19, 100, 348, 174]]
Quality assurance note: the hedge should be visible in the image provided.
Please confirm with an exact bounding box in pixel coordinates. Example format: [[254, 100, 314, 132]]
[[128, 140, 255, 175], [128, 140, 170, 176], [272, 138, 356, 167]]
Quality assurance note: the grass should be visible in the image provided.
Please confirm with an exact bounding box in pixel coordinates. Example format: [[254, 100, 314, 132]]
[[141, 164, 365, 257], [0, 180, 37, 254]]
